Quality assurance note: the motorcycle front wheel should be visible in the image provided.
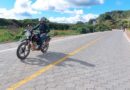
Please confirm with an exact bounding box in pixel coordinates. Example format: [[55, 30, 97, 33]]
[[17, 42, 30, 60]]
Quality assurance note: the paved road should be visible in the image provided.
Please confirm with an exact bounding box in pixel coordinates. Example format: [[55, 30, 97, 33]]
[[0, 30, 130, 90]]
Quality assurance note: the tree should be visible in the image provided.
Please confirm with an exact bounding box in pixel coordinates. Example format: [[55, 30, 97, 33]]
[[122, 20, 128, 28], [95, 23, 111, 32]]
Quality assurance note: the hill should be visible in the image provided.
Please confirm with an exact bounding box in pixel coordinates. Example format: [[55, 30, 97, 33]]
[[96, 10, 130, 29]]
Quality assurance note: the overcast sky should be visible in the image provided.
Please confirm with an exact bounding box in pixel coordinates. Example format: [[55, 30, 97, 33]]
[[0, 0, 129, 23]]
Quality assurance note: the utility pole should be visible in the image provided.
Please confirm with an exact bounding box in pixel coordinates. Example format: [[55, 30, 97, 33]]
[[128, 18, 130, 28], [92, 19, 96, 32]]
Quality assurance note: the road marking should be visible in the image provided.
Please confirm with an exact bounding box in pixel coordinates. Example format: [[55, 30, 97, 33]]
[[0, 48, 17, 53], [124, 32, 130, 42], [7, 37, 101, 90]]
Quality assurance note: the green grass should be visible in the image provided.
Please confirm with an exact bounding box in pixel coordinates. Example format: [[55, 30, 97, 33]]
[[0, 29, 14, 42], [0, 28, 24, 43], [0, 29, 80, 43]]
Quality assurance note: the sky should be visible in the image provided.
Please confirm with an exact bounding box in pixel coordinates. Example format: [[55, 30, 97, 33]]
[[0, 0, 130, 23]]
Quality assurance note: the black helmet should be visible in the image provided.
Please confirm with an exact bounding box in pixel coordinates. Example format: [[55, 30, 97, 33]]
[[39, 17, 46, 22]]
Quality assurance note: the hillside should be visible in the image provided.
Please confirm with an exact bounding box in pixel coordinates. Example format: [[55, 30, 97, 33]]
[[96, 10, 130, 29], [98, 10, 130, 20]]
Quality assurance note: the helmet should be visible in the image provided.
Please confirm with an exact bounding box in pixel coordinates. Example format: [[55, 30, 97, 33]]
[[39, 17, 46, 22]]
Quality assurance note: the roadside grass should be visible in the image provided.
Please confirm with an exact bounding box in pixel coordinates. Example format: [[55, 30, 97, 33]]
[[49, 30, 80, 37], [0, 28, 24, 43], [0, 29, 14, 42], [126, 30, 130, 39], [0, 29, 80, 43]]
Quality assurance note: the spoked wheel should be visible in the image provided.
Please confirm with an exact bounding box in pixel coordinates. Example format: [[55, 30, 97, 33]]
[[17, 42, 30, 60], [41, 43, 49, 54]]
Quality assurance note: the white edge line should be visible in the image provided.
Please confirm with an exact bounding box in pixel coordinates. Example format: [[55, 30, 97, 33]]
[[0, 48, 17, 53], [124, 32, 130, 42]]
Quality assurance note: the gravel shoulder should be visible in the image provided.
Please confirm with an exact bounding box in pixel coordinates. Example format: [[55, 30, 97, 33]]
[[126, 30, 130, 39]]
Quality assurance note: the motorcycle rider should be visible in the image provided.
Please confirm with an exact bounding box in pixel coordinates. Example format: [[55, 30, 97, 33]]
[[32, 17, 50, 49]]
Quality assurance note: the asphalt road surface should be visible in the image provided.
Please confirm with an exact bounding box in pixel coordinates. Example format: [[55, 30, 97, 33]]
[[0, 30, 130, 90]]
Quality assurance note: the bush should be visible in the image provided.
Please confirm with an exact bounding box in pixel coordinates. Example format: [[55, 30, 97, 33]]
[[53, 31, 59, 36], [77, 27, 89, 34], [95, 24, 111, 32], [80, 28, 87, 34], [79, 28, 88, 34]]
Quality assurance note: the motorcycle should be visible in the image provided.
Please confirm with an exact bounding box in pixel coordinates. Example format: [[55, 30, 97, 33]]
[[16, 29, 51, 60]]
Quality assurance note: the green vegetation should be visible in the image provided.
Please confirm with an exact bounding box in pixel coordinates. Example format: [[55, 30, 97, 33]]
[[0, 29, 14, 42], [97, 10, 130, 29], [0, 10, 130, 43], [0, 29, 80, 43], [0, 28, 23, 43]]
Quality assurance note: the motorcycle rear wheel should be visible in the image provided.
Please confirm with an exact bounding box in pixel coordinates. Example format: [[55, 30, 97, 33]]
[[41, 43, 49, 54]]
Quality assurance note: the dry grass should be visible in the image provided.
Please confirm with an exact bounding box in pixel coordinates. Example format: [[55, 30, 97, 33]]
[[49, 30, 80, 36]]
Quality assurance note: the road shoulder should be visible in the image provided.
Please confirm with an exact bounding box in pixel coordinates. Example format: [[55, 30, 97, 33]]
[[124, 30, 130, 42]]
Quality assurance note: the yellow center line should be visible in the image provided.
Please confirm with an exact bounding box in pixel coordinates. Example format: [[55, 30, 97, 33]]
[[7, 37, 102, 90]]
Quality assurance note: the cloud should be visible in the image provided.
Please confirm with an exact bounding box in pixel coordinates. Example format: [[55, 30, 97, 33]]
[[13, 0, 38, 15], [49, 14, 98, 23], [59, 9, 84, 15], [83, 14, 99, 21], [0, 8, 32, 19], [32, 0, 69, 11], [0, 8, 15, 19], [67, 0, 104, 6], [0, 0, 38, 19], [0, 0, 102, 23], [32, 0, 104, 12], [32, 0, 103, 20]]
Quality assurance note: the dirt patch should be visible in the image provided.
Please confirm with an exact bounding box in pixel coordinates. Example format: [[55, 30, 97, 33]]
[[126, 30, 130, 39]]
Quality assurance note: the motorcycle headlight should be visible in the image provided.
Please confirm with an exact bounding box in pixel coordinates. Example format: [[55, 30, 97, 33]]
[[25, 31, 31, 37]]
